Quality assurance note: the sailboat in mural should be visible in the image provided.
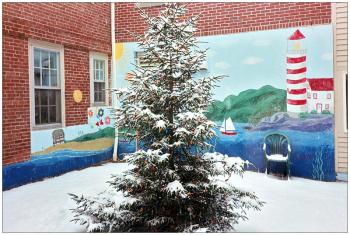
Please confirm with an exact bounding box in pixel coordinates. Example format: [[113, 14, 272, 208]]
[[220, 117, 237, 135]]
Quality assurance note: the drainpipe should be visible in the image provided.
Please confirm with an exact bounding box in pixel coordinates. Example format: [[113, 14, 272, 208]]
[[111, 2, 119, 162]]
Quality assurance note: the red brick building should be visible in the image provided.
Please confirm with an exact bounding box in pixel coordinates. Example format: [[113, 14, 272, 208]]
[[2, 2, 347, 179], [3, 3, 112, 165]]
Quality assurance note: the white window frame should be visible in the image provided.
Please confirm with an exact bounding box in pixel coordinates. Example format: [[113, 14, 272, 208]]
[[29, 39, 65, 131], [135, 2, 164, 8], [89, 52, 109, 106]]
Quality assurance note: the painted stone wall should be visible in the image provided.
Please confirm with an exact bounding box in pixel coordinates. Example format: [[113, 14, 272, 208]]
[[115, 24, 335, 181]]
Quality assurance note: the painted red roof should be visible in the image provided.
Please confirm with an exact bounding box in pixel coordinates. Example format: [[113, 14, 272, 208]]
[[288, 29, 305, 40], [307, 78, 334, 91]]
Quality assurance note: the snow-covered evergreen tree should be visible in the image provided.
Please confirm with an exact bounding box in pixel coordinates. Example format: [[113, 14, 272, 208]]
[[70, 3, 263, 232]]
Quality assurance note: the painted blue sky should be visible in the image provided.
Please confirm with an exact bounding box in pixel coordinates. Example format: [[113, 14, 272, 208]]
[[200, 25, 333, 100], [116, 24, 333, 101]]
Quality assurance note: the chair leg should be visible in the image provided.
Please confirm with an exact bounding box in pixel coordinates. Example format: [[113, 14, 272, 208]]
[[266, 161, 270, 175]]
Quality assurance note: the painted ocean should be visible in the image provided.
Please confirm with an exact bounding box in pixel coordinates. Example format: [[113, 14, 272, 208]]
[[211, 122, 335, 181]]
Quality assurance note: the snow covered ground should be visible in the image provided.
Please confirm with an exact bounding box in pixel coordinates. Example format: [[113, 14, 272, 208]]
[[3, 162, 347, 232]]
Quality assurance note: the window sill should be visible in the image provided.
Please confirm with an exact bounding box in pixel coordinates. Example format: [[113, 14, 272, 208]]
[[32, 123, 63, 131], [91, 102, 109, 107]]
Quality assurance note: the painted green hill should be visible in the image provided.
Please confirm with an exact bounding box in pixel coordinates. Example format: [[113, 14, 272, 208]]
[[68, 127, 115, 142], [205, 85, 287, 123]]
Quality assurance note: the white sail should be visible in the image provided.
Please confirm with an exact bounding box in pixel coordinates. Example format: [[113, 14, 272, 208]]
[[220, 117, 236, 132], [225, 117, 236, 131]]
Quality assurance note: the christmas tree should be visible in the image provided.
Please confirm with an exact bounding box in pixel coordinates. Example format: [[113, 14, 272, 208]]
[[70, 3, 263, 232]]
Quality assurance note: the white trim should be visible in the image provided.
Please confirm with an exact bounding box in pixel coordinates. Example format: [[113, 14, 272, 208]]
[[286, 53, 306, 58], [28, 39, 65, 131], [287, 93, 307, 100], [135, 2, 164, 8], [286, 62, 306, 70], [287, 82, 306, 90], [286, 73, 306, 80], [89, 52, 109, 106], [287, 104, 308, 113]]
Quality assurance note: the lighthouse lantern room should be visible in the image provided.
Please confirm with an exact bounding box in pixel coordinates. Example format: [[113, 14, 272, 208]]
[[286, 29, 308, 114]]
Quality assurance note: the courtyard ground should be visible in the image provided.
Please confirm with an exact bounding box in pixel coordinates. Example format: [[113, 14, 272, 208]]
[[2, 162, 347, 232]]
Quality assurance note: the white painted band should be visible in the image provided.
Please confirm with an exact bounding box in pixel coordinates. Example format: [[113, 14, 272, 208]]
[[286, 62, 307, 70], [287, 82, 307, 90], [287, 93, 307, 100], [287, 104, 308, 113], [286, 73, 306, 80]]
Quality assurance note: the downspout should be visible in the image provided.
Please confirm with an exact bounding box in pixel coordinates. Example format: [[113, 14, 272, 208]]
[[111, 2, 119, 161]]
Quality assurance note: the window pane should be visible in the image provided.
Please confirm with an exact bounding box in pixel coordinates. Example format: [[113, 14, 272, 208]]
[[41, 106, 48, 124], [35, 90, 40, 106], [94, 59, 99, 70], [94, 91, 99, 103], [94, 70, 99, 80], [94, 82, 105, 102], [35, 107, 40, 124], [34, 68, 41, 86], [34, 49, 41, 67], [42, 69, 49, 86], [50, 52, 58, 69], [50, 70, 57, 86], [48, 90, 56, 105], [40, 90, 48, 105], [42, 50, 49, 68], [49, 106, 56, 123], [56, 92, 61, 123], [100, 70, 104, 81]]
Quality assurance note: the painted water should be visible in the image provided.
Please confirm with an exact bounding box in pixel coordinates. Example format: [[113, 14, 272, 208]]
[[210, 122, 335, 181]]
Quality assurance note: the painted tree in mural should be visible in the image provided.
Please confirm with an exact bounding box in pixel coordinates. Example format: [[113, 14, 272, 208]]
[[70, 4, 263, 232]]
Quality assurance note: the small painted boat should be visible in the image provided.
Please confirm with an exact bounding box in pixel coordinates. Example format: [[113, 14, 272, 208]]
[[220, 117, 237, 135]]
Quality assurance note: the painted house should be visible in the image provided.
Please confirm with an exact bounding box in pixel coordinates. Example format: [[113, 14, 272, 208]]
[[2, 2, 348, 188], [307, 78, 334, 113]]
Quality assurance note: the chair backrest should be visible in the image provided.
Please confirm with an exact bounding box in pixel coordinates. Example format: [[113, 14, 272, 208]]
[[52, 129, 65, 145], [264, 133, 289, 156]]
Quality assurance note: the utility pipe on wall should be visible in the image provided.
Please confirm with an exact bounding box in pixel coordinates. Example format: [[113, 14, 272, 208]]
[[111, 2, 119, 162]]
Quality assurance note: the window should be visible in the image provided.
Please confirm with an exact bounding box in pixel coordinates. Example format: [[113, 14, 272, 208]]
[[325, 104, 329, 110], [313, 93, 317, 99], [29, 40, 64, 129], [135, 51, 157, 70], [327, 93, 331, 99], [90, 53, 108, 106]]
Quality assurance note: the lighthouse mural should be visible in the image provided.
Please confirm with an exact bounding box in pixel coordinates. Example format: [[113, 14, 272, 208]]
[[286, 29, 308, 113]]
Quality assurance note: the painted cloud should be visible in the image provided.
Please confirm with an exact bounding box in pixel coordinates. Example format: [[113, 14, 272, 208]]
[[242, 56, 264, 65], [214, 61, 231, 70]]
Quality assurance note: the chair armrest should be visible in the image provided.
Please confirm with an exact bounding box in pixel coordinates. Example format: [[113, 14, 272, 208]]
[[263, 143, 266, 151], [288, 144, 291, 152]]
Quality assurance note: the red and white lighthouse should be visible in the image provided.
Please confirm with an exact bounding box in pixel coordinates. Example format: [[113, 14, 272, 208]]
[[286, 29, 308, 113]]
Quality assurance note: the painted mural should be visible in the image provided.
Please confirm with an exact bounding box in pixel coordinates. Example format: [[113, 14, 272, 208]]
[[115, 24, 335, 181], [31, 106, 115, 156]]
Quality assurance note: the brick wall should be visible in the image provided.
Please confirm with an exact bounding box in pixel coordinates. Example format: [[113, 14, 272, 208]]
[[2, 3, 112, 165], [2, 35, 31, 165], [116, 2, 331, 42]]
